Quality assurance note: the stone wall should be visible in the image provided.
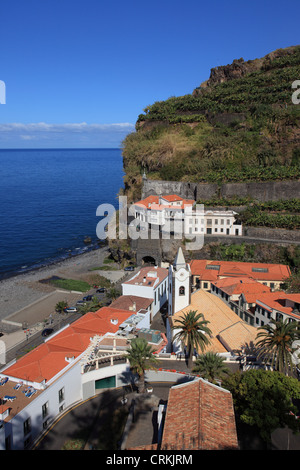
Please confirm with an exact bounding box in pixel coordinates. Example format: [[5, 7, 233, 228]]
[[142, 178, 300, 202]]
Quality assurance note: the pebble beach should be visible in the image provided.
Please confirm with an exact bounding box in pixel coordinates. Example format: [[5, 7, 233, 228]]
[[0, 246, 112, 322]]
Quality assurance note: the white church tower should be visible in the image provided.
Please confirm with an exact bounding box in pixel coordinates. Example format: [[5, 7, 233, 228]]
[[168, 247, 191, 316]]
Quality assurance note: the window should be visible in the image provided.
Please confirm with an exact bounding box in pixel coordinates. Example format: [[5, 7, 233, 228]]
[[207, 219, 212, 225], [206, 264, 220, 270], [252, 267, 269, 273], [215, 219, 218, 224], [24, 418, 31, 436], [179, 286, 185, 296], [227, 220, 230, 225], [58, 387, 65, 403], [203, 282, 208, 289], [276, 312, 283, 322], [221, 219, 224, 225], [42, 402, 49, 419]]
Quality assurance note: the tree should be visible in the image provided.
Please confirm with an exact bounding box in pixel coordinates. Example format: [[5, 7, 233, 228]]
[[192, 351, 229, 384], [107, 287, 121, 301], [77, 296, 102, 314], [125, 337, 159, 393], [222, 369, 300, 442], [256, 318, 300, 375], [172, 310, 212, 369], [55, 301, 68, 313]]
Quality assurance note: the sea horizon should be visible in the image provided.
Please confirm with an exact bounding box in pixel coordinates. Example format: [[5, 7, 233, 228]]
[[0, 148, 124, 280]]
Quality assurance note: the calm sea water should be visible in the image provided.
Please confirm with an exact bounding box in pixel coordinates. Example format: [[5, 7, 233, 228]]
[[0, 148, 124, 279]]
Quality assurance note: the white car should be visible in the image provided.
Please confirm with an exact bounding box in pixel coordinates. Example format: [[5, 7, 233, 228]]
[[63, 307, 77, 313]]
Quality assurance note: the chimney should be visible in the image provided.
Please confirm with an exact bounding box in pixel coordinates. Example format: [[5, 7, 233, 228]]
[[133, 302, 136, 312]]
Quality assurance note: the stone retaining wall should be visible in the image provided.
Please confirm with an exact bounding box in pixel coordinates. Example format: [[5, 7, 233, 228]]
[[142, 179, 300, 202]]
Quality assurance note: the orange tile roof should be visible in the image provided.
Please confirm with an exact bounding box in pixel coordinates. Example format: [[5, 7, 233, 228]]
[[161, 194, 184, 202], [213, 277, 271, 298], [134, 194, 195, 211], [255, 292, 300, 319], [3, 307, 133, 384], [285, 293, 300, 303], [161, 379, 238, 450], [190, 259, 291, 281], [110, 295, 153, 311]]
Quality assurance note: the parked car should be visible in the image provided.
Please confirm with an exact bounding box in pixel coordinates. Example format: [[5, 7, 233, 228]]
[[76, 300, 86, 306], [124, 266, 135, 271], [63, 307, 77, 313], [42, 328, 54, 337], [83, 295, 94, 302], [96, 287, 106, 293]]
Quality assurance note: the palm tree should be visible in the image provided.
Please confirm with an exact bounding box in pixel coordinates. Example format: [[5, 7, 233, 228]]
[[256, 318, 300, 375], [125, 337, 159, 392], [172, 310, 212, 369], [107, 287, 121, 301], [192, 352, 229, 384]]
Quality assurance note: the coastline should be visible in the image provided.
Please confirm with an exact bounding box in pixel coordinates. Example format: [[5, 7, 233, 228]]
[[0, 244, 111, 322]]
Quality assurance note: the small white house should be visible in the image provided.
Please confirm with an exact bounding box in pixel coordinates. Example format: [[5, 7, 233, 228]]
[[122, 266, 169, 321]]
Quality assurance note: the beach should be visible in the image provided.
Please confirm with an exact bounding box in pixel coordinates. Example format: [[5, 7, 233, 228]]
[[0, 245, 122, 324]]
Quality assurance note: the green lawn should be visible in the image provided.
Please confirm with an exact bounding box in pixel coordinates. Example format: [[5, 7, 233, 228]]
[[49, 278, 91, 292]]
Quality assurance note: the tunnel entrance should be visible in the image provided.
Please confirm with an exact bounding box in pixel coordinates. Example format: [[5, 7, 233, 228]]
[[142, 256, 156, 266]]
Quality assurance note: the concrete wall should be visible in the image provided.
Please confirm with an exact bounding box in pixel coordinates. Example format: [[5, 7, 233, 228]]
[[142, 179, 300, 202]]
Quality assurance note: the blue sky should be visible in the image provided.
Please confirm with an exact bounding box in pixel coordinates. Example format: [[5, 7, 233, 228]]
[[0, 0, 299, 148]]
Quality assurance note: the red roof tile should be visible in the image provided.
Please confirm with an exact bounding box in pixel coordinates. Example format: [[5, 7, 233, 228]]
[[190, 259, 290, 281], [3, 307, 133, 383], [213, 277, 271, 298], [161, 379, 238, 450]]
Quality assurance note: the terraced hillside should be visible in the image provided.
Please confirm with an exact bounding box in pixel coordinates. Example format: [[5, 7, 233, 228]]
[[122, 46, 300, 201]]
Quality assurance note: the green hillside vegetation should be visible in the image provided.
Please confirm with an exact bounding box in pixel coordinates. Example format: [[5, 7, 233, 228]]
[[196, 197, 300, 230], [122, 46, 300, 201]]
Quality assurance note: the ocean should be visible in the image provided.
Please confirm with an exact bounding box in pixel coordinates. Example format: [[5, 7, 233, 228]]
[[0, 148, 124, 279]]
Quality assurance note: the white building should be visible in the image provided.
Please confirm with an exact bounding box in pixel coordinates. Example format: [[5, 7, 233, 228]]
[[0, 306, 165, 450], [133, 194, 242, 237], [122, 266, 169, 321]]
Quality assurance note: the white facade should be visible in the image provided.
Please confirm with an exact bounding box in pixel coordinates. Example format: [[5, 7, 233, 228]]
[[168, 248, 191, 317], [166, 248, 191, 354], [134, 195, 242, 237], [0, 357, 83, 450], [122, 267, 168, 320]]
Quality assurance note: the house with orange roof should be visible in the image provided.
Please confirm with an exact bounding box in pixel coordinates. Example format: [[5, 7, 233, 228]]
[[0, 306, 151, 450], [190, 259, 291, 292], [132, 194, 242, 237], [211, 277, 271, 326], [210, 275, 300, 328], [160, 378, 238, 450], [254, 291, 300, 327]]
